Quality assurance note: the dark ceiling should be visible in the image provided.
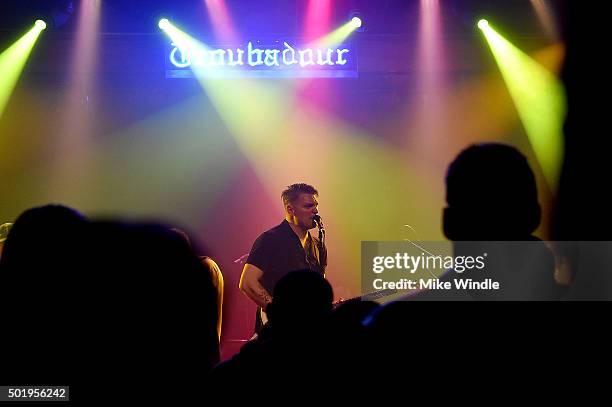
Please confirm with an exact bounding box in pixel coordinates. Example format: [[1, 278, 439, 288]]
[[0, 0, 564, 37]]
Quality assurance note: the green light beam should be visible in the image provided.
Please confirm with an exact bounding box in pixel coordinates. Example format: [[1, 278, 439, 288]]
[[309, 18, 361, 48], [479, 21, 566, 189], [0, 22, 46, 118]]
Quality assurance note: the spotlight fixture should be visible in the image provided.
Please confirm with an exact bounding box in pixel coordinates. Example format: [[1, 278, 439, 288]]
[[158, 18, 171, 30], [349, 11, 365, 32], [478, 19, 489, 30], [35, 19, 47, 30]]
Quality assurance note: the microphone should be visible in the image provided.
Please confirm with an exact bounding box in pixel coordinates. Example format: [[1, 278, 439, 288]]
[[313, 215, 325, 246]]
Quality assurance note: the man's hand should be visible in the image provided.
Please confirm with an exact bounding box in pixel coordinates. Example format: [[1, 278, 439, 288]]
[[332, 297, 346, 308]]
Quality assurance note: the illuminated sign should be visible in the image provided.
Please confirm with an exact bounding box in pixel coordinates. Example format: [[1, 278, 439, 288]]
[[165, 40, 358, 79]]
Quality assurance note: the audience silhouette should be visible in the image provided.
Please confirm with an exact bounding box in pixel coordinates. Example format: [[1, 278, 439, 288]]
[[445, 143, 559, 300], [210, 270, 333, 388], [399, 143, 560, 301], [0, 205, 90, 386], [83, 220, 219, 398], [360, 143, 564, 386], [0, 131, 603, 396], [0, 207, 220, 401]]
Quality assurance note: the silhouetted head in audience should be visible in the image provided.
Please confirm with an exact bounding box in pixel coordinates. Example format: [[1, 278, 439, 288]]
[[73, 220, 221, 399], [265, 270, 333, 334], [443, 143, 541, 240], [0, 205, 89, 385], [438, 144, 559, 300], [0, 204, 88, 272], [168, 226, 214, 255], [0, 204, 89, 302]]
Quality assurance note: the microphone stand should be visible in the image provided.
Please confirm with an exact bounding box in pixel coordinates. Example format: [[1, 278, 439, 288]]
[[234, 252, 250, 264], [314, 216, 327, 268]]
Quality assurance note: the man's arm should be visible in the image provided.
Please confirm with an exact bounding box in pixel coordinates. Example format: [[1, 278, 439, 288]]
[[239, 263, 272, 309]]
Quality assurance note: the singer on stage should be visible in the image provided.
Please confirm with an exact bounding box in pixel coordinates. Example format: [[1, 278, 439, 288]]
[[239, 183, 327, 334]]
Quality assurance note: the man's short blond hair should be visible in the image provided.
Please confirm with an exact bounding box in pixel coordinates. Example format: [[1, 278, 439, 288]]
[[281, 183, 318, 208]]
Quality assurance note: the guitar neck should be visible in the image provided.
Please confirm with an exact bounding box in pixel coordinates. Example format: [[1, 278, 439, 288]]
[[335, 288, 398, 306]]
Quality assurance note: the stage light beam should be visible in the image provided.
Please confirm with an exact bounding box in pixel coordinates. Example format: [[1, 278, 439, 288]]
[[310, 17, 362, 48], [0, 21, 46, 118], [416, 0, 448, 158], [204, 0, 240, 44], [304, 0, 333, 41], [158, 18, 210, 62], [45, 0, 102, 199], [479, 20, 566, 189], [530, 0, 559, 40]]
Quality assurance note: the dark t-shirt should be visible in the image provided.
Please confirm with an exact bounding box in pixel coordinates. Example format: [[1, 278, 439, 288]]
[[246, 220, 326, 295]]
